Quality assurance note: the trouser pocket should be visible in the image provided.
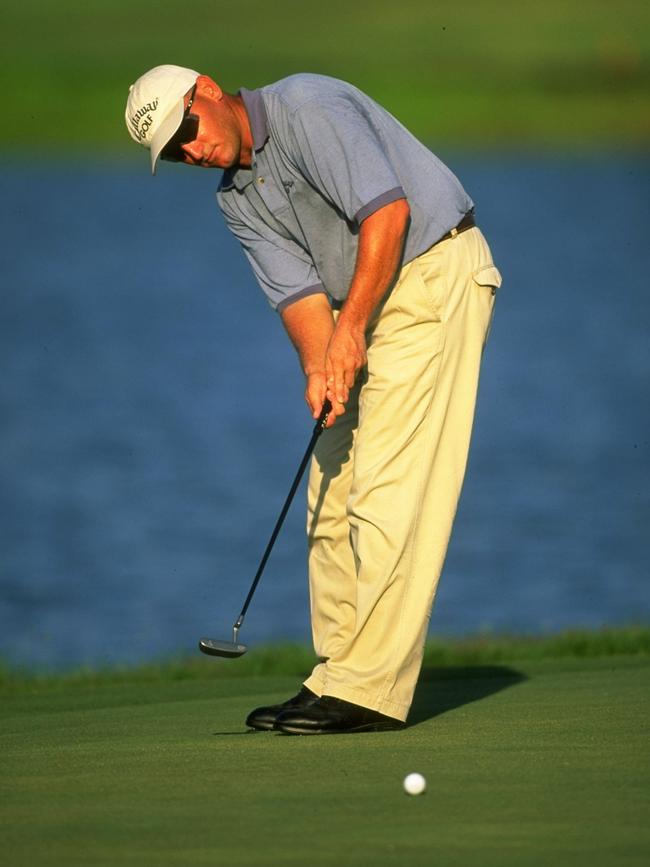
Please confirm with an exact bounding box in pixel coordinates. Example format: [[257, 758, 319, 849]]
[[472, 264, 502, 347]]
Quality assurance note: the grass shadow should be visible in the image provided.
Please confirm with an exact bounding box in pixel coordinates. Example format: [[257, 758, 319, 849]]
[[407, 664, 527, 727]]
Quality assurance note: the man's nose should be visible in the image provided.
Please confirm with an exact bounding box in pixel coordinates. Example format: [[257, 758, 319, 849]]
[[182, 141, 203, 163]]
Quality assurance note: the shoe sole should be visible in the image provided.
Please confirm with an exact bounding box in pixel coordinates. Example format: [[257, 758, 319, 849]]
[[275, 720, 403, 735], [246, 721, 275, 731]]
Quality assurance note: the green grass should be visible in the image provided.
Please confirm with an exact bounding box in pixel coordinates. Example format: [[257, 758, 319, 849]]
[[2, 0, 649, 152], [2, 630, 649, 865]]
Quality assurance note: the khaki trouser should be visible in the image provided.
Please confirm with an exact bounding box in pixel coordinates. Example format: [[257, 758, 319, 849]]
[[303, 226, 501, 721]]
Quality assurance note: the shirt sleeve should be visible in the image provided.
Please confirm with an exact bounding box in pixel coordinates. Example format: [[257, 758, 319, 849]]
[[218, 193, 327, 312], [287, 93, 406, 225]]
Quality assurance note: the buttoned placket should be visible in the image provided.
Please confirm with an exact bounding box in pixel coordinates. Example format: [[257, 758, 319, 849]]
[[250, 153, 294, 220]]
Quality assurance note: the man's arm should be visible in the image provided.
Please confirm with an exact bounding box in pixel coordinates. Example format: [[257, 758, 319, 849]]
[[281, 197, 410, 426], [327, 197, 410, 408], [281, 293, 340, 427]]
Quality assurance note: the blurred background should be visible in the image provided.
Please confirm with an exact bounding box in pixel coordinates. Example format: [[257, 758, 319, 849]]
[[1, 0, 649, 670]]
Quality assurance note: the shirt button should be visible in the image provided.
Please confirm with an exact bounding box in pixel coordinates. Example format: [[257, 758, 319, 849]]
[[258, 177, 265, 184]]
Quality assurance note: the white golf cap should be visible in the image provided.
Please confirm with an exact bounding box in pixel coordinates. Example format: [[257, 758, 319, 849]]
[[125, 64, 200, 174]]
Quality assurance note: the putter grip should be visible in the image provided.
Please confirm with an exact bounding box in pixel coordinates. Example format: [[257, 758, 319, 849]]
[[316, 399, 332, 432]]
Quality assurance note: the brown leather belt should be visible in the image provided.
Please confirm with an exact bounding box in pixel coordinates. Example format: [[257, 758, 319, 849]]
[[437, 209, 476, 244]]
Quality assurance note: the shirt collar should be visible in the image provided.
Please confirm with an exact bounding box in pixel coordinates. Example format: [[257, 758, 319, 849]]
[[220, 87, 269, 192], [240, 88, 269, 152]]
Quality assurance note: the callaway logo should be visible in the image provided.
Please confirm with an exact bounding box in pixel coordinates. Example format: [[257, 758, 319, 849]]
[[129, 99, 159, 142]]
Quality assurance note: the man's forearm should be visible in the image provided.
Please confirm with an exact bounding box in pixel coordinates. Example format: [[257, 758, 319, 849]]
[[325, 197, 410, 405], [280, 293, 338, 423], [279, 197, 411, 421], [280, 197, 410, 371], [280, 292, 335, 375], [338, 197, 411, 333]]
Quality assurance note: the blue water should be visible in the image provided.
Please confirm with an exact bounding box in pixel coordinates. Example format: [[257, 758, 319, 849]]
[[1, 156, 649, 670]]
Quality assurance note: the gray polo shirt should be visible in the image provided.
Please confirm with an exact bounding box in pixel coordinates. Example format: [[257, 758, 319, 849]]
[[217, 74, 473, 312]]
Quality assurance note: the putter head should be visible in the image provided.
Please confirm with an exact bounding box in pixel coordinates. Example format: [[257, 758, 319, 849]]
[[198, 637, 248, 658]]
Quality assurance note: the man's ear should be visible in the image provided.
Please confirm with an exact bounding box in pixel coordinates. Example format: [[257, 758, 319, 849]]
[[195, 74, 223, 101]]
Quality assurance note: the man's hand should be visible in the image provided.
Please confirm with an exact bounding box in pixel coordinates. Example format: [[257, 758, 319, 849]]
[[325, 320, 367, 407], [306, 371, 342, 428]]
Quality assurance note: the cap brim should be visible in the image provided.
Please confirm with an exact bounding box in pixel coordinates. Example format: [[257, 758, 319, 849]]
[[149, 99, 185, 175]]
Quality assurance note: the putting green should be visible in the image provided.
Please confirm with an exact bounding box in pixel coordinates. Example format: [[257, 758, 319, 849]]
[[2, 653, 648, 865]]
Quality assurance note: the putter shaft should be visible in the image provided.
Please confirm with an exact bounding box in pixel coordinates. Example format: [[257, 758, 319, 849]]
[[199, 401, 331, 659]]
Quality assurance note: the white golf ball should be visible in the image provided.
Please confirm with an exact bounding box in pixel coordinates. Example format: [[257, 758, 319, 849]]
[[403, 772, 426, 796]]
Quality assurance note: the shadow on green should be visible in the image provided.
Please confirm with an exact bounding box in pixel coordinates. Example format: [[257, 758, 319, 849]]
[[408, 664, 526, 727]]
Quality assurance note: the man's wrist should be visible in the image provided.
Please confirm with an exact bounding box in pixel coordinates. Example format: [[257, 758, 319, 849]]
[[336, 305, 369, 334]]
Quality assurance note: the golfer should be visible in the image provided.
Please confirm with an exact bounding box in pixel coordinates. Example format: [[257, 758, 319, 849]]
[[126, 66, 501, 734]]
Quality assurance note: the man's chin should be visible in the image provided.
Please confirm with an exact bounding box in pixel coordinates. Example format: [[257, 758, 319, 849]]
[[201, 154, 229, 170]]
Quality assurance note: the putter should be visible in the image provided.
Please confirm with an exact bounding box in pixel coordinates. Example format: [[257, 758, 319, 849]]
[[199, 400, 331, 658]]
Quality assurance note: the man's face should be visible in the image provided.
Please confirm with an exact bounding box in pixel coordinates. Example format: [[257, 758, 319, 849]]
[[164, 75, 243, 170]]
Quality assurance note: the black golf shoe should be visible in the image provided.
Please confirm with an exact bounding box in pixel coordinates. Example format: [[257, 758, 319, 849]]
[[274, 695, 404, 735], [245, 686, 319, 731]]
